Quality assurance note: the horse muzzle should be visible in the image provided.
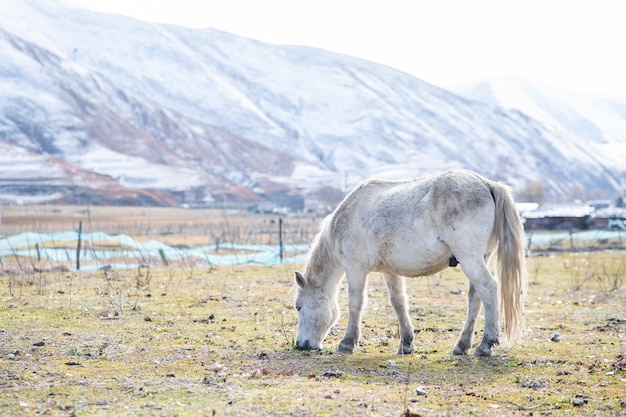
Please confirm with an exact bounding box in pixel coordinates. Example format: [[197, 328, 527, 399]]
[[295, 339, 320, 350]]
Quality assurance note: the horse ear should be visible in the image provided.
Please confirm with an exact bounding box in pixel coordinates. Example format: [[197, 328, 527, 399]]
[[294, 271, 306, 289]]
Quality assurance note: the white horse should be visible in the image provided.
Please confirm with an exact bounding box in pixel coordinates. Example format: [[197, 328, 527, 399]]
[[294, 170, 527, 356]]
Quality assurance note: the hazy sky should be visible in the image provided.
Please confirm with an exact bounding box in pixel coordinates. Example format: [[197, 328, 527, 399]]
[[64, 0, 626, 98]]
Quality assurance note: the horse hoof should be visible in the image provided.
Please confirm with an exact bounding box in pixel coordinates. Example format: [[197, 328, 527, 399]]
[[473, 346, 493, 357], [452, 346, 468, 356], [397, 343, 415, 355], [338, 339, 356, 353], [452, 341, 471, 355]]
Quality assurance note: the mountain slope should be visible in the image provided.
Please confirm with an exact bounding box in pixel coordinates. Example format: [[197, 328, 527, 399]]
[[0, 0, 622, 205], [0, 13, 296, 204], [450, 76, 626, 173]]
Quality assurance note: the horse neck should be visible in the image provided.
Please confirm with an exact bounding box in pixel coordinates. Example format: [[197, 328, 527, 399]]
[[304, 229, 342, 290]]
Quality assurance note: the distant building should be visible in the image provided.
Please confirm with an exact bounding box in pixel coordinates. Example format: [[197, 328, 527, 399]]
[[521, 205, 594, 230], [521, 203, 626, 230], [591, 206, 626, 230]]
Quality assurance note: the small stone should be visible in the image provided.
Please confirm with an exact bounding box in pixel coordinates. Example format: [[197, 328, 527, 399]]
[[572, 394, 589, 406], [521, 380, 545, 389], [208, 362, 225, 373], [550, 332, 561, 342], [386, 360, 396, 367], [416, 386, 427, 396]]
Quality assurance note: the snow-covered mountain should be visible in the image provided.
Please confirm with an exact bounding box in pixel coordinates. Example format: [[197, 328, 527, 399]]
[[0, 0, 622, 206], [450, 76, 626, 175]]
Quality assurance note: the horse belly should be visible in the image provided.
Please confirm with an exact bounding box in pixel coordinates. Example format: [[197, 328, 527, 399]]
[[378, 240, 450, 277]]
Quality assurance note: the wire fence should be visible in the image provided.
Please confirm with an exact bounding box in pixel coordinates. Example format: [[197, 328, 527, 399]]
[[1, 226, 624, 274], [0, 229, 310, 273], [526, 229, 626, 254]]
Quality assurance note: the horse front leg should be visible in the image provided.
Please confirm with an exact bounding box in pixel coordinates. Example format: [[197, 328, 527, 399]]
[[382, 272, 414, 354], [338, 269, 367, 353], [453, 282, 481, 355]]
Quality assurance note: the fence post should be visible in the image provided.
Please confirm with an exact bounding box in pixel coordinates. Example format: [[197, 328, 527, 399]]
[[279, 217, 283, 263], [158, 249, 169, 266], [76, 221, 82, 271]]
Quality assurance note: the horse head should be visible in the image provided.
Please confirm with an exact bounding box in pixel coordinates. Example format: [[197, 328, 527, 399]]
[[293, 270, 339, 350]]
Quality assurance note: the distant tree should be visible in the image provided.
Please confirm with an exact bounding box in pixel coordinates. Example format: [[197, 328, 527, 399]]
[[516, 180, 545, 204], [565, 185, 585, 203], [585, 188, 610, 201], [317, 186, 345, 209]]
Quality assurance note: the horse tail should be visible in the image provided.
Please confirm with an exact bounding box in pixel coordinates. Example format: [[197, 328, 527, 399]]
[[488, 181, 528, 342]]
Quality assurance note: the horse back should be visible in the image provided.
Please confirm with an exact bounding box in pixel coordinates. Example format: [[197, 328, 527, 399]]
[[328, 170, 496, 275], [335, 170, 494, 228]]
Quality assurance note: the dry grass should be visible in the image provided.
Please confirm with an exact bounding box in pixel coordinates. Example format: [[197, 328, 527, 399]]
[[0, 205, 319, 246], [1, 251, 625, 416]]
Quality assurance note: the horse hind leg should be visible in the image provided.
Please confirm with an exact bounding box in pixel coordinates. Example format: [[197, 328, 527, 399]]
[[458, 257, 499, 357], [382, 272, 415, 354], [452, 282, 481, 355]]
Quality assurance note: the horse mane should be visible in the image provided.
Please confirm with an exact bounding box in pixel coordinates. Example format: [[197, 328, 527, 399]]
[[302, 215, 337, 288], [301, 179, 373, 287]]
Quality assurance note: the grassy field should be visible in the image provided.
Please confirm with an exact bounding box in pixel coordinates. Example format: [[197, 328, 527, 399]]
[[0, 205, 320, 247], [1, 250, 625, 416]]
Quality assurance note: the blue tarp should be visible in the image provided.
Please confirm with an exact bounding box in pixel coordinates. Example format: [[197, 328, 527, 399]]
[[526, 229, 626, 247], [0, 231, 310, 271]]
